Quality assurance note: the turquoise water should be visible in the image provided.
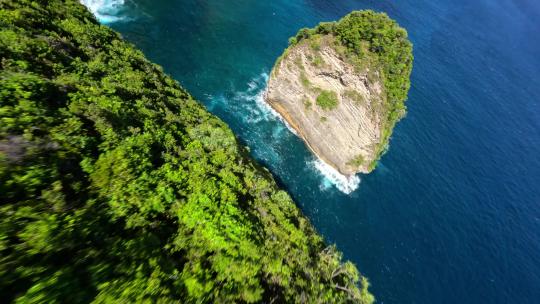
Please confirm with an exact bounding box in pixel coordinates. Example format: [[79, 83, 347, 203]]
[[85, 0, 540, 302]]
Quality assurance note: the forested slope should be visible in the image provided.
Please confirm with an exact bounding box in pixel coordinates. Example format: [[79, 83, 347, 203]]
[[0, 0, 373, 303]]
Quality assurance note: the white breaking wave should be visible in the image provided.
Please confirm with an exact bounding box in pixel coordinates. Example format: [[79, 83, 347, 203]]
[[312, 159, 360, 194], [240, 73, 360, 194], [80, 0, 126, 23], [253, 92, 299, 136], [234, 73, 298, 135]]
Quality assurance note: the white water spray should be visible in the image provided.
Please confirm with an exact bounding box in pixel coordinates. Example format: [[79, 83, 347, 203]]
[[246, 74, 361, 194], [312, 159, 360, 194], [80, 0, 125, 23]]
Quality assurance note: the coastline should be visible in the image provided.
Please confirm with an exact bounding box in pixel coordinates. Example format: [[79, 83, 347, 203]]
[[264, 90, 354, 177], [264, 90, 361, 194]]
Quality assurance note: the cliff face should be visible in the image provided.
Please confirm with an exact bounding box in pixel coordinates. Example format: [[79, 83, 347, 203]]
[[266, 10, 413, 176], [266, 36, 386, 175]]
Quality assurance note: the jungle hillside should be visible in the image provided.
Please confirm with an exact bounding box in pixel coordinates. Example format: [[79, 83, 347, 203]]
[[0, 0, 373, 303]]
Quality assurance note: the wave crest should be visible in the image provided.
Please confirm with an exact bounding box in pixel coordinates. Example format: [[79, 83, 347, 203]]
[[80, 0, 126, 23], [312, 159, 360, 194], [248, 74, 361, 194], [227, 72, 361, 194]]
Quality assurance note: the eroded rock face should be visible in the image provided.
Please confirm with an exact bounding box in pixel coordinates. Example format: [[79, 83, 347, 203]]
[[265, 36, 386, 175]]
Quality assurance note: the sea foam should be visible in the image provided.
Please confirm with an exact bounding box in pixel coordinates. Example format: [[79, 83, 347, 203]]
[[312, 159, 360, 194], [238, 73, 299, 135], [246, 73, 360, 194], [254, 94, 299, 136], [80, 0, 126, 23]]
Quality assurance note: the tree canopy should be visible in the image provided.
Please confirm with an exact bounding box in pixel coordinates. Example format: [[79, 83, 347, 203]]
[[0, 0, 373, 303]]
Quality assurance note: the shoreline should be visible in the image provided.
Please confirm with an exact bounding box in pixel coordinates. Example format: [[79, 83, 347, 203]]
[[264, 90, 356, 178]]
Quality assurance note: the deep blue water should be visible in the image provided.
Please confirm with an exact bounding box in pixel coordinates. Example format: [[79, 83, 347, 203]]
[[86, 0, 540, 302]]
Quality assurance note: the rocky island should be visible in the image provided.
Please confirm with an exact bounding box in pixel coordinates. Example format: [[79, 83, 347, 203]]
[[266, 11, 413, 175]]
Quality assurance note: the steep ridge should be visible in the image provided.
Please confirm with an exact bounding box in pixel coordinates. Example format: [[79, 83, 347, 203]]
[[0, 0, 373, 303]]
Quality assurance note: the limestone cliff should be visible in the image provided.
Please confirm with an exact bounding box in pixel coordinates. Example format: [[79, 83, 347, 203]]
[[265, 11, 413, 175], [266, 36, 386, 175]]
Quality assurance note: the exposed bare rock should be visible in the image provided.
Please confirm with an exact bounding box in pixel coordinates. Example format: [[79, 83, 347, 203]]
[[265, 36, 386, 175]]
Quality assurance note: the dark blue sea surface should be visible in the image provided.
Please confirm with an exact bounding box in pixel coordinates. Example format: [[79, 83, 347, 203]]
[[86, 0, 540, 302]]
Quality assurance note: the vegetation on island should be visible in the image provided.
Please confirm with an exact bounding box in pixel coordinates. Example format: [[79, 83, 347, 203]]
[[316, 90, 339, 110], [286, 10, 413, 168], [0, 0, 374, 303], [344, 89, 366, 105]]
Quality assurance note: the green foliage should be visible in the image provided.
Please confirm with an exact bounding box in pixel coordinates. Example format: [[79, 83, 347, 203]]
[[0, 0, 372, 303], [316, 90, 339, 110], [294, 56, 304, 68], [303, 97, 312, 110], [290, 11, 412, 109], [309, 34, 322, 51], [333, 11, 413, 108], [344, 89, 365, 104], [312, 54, 324, 67], [299, 71, 311, 88], [347, 154, 365, 167]]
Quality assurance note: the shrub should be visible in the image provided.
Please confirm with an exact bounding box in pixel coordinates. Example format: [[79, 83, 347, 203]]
[[316, 90, 339, 110], [344, 89, 365, 104], [299, 71, 311, 88]]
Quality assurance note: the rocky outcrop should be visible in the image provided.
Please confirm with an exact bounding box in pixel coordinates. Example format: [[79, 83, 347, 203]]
[[265, 35, 387, 175]]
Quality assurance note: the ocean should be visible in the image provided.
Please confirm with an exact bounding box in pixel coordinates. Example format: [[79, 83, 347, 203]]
[[82, 0, 540, 302]]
